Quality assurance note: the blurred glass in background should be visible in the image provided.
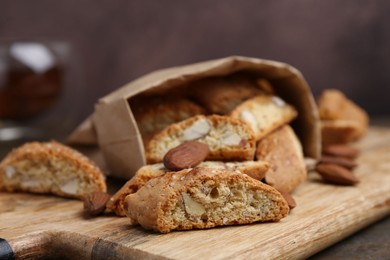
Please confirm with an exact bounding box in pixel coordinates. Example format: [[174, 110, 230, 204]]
[[0, 40, 85, 156]]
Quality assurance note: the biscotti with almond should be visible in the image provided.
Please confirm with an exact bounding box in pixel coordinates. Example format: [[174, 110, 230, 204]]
[[130, 97, 206, 146], [125, 168, 289, 233], [189, 74, 263, 114], [256, 125, 306, 193], [0, 141, 107, 199], [230, 94, 298, 141], [317, 89, 369, 145], [146, 115, 256, 163], [107, 160, 270, 216]]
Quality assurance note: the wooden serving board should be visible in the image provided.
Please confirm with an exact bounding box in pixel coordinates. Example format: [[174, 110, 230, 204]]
[[1, 127, 390, 259]]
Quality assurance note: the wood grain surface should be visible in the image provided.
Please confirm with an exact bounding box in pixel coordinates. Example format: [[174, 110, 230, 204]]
[[1, 127, 390, 259]]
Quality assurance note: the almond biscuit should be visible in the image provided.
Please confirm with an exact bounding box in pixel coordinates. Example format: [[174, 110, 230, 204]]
[[0, 141, 106, 199], [125, 168, 289, 233]]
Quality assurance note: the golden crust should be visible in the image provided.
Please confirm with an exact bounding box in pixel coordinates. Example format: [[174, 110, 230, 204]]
[[0, 141, 106, 199], [256, 125, 307, 193], [125, 168, 289, 233]]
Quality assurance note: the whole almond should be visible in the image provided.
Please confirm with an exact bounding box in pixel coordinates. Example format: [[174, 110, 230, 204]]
[[315, 163, 359, 185], [83, 191, 111, 216], [278, 190, 296, 210], [322, 144, 359, 159], [163, 141, 209, 171], [319, 155, 358, 170]]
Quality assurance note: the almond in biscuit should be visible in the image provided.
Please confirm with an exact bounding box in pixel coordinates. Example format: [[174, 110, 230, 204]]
[[163, 141, 209, 171], [146, 115, 256, 163]]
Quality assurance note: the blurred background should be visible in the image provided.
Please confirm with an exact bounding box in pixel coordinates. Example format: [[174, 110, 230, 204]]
[[1, 0, 389, 130]]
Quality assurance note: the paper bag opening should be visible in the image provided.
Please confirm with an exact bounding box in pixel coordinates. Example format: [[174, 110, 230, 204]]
[[69, 56, 321, 179]]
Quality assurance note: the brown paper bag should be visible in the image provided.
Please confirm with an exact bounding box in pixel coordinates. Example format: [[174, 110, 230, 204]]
[[68, 56, 321, 179]]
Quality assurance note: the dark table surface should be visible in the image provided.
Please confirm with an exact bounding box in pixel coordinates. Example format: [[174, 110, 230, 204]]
[[1, 117, 390, 259]]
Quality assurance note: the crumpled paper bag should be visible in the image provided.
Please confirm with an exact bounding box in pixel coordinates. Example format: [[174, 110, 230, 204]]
[[68, 56, 321, 179]]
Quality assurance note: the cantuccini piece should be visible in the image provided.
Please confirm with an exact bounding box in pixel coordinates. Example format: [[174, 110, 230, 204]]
[[317, 89, 369, 145], [107, 160, 270, 216], [230, 94, 298, 141], [256, 125, 307, 193], [146, 115, 256, 163], [0, 141, 106, 199], [125, 168, 289, 233]]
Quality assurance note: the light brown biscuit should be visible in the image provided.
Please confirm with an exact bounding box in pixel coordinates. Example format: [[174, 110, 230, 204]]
[[256, 125, 307, 193], [125, 168, 289, 233], [317, 89, 369, 144], [0, 141, 106, 199], [146, 115, 256, 163], [130, 97, 206, 146], [321, 120, 364, 146], [230, 94, 297, 141], [106, 163, 166, 216], [107, 160, 270, 216], [189, 74, 263, 114]]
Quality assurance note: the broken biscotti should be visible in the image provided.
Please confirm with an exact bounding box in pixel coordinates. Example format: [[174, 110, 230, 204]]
[[146, 115, 256, 163], [0, 141, 107, 199], [317, 89, 369, 145], [125, 168, 289, 233], [230, 94, 298, 140], [256, 125, 306, 193], [107, 160, 271, 216]]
